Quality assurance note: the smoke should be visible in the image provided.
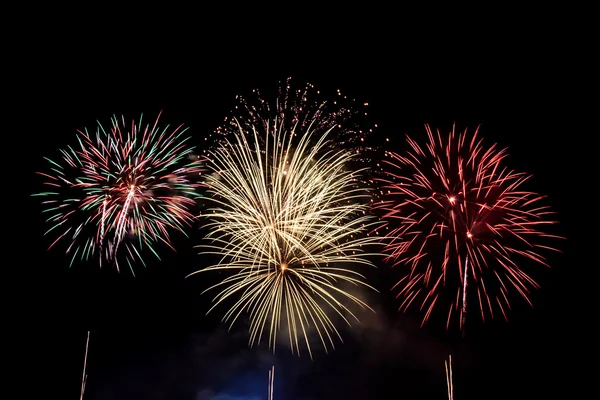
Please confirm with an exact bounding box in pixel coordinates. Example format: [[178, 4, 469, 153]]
[[184, 327, 277, 399], [350, 290, 452, 370], [195, 388, 261, 400], [90, 277, 457, 399]]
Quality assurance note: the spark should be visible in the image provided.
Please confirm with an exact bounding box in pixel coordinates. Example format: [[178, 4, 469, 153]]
[[210, 77, 377, 163]]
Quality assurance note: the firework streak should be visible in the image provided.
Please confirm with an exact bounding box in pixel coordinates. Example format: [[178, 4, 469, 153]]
[[374, 124, 562, 329], [33, 112, 203, 273]]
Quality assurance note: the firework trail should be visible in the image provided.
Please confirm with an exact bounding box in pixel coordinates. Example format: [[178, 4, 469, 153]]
[[374, 124, 562, 330], [80, 331, 90, 400], [268, 366, 275, 400], [33, 112, 204, 273], [190, 120, 381, 358], [445, 355, 454, 400]]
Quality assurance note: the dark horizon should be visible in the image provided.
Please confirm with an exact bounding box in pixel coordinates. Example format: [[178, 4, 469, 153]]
[[10, 40, 585, 399]]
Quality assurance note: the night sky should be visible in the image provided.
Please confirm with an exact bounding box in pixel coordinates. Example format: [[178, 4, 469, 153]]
[[9, 26, 586, 399]]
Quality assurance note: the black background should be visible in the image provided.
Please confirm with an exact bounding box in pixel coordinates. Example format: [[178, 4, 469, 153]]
[[8, 17, 590, 400]]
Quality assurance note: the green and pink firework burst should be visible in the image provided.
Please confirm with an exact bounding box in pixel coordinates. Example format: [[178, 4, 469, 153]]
[[34, 111, 204, 273]]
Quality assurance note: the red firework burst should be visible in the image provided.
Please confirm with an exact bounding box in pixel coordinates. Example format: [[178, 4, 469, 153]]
[[374, 124, 562, 330]]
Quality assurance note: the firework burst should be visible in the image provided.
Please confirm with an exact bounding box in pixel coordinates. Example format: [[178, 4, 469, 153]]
[[374, 124, 562, 330], [33, 111, 203, 273], [190, 120, 381, 357]]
